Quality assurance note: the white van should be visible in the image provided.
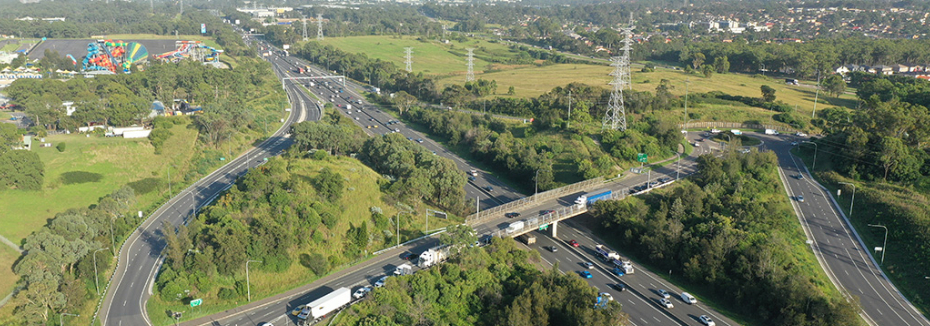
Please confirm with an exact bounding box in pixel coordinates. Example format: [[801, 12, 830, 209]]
[[681, 292, 697, 304]]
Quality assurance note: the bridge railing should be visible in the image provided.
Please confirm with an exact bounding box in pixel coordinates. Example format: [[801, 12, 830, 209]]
[[490, 187, 633, 238], [465, 176, 606, 226], [679, 121, 799, 134]]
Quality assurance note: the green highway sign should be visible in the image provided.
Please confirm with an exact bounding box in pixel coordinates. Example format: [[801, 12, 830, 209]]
[[539, 224, 549, 231], [637, 153, 648, 163], [190, 298, 203, 307]]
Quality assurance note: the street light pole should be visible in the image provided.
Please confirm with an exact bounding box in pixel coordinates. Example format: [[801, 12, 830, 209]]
[[812, 71, 822, 119], [246, 259, 262, 302], [93, 247, 109, 295], [802, 141, 818, 170], [684, 78, 690, 123], [838, 182, 856, 217], [867, 224, 888, 266], [670, 150, 681, 180], [60, 313, 79, 326]]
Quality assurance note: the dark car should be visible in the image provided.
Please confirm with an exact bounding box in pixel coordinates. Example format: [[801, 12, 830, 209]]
[[547, 246, 558, 252], [468, 176, 477, 181], [400, 252, 416, 260], [610, 283, 627, 292], [505, 212, 521, 218], [541, 210, 555, 216], [484, 186, 494, 192]]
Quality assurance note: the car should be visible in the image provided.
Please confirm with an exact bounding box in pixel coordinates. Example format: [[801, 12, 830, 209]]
[[658, 177, 671, 183], [259, 323, 274, 326], [416, 138, 424, 143], [401, 252, 416, 260], [599, 292, 614, 301], [395, 128, 400, 132], [796, 174, 804, 179], [610, 283, 627, 292], [484, 186, 494, 192], [541, 209, 555, 216], [369, 118, 374, 121], [660, 298, 674, 309], [697, 138, 704, 142], [505, 212, 521, 218], [657, 289, 671, 299], [611, 267, 625, 277], [700, 315, 716, 326], [356, 109, 361, 113], [579, 271, 593, 278], [797, 195, 805, 202], [353, 286, 372, 299], [649, 181, 660, 187], [374, 276, 388, 288], [791, 141, 798, 146], [291, 304, 306, 315], [297, 306, 312, 319], [692, 142, 700, 147], [407, 137, 413, 141], [568, 239, 580, 247], [468, 176, 477, 181], [583, 262, 595, 269]]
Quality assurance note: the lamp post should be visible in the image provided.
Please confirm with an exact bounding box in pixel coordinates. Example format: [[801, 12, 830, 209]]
[[60, 313, 79, 326], [670, 150, 681, 180], [534, 169, 549, 197], [801, 141, 818, 170], [838, 182, 856, 218], [867, 224, 888, 266], [93, 247, 109, 295], [684, 78, 690, 122], [812, 71, 822, 119], [246, 259, 262, 302]]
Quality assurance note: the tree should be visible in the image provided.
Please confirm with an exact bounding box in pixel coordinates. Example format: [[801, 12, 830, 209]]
[[822, 74, 847, 98], [692, 53, 705, 70], [760, 85, 777, 103], [440, 224, 477, 249], [701, 64, 714, 78], [313, 167, 345, 202], [0, 150, 45, 190], [392, 91, 418, 116], [714, 55, 730, 74]]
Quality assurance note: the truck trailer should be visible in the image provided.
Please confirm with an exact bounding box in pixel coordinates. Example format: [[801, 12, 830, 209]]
[[595, 244, 620, 262], [418, 245, 450, 268], [394, 263, 413, 276], [575, 190, 613, 207], [297, 287, 352, 321]]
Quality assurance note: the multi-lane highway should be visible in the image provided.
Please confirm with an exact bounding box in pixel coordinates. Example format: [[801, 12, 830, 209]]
[[262, 50, 524, 209], [765, 133, 930, 326], [99, 37, 320, 326]]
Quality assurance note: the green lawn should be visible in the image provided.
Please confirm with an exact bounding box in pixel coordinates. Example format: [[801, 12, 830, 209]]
[[320, 35, 519, 77], [0, 112, 10, 120]]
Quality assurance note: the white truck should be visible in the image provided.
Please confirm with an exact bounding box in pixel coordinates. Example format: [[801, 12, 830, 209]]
[[418, 245, 450, 268], [297, 287, 352, 321], [505, 221, 525, 234], [765, 129, 778, 135], [394, 263, 413, 276]]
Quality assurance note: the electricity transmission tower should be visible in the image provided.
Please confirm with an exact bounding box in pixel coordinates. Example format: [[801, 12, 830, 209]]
[[404, 47, 413, 73], [603, 56, 629, 131], [620, 15, 635, 91], [465, 48, 475, 82], [316, 14, 324, 41], [302, 15, 308, 41]]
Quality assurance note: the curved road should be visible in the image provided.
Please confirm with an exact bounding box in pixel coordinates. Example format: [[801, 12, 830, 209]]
[[99, 41, 321, 326]]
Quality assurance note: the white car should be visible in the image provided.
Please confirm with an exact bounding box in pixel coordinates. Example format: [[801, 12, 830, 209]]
[[657, 289, 671, 299], [660, 298, 674, 309], [700, 315, 716, 326], [353, 286, 372, 299], [598, 292, 613, 301], [583, 262, 595, 269], [374, 276, 388, 288]]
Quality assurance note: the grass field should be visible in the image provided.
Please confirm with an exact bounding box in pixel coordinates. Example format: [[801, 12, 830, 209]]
[[146, 156, 459, 325], [320, 35, 519, 77]]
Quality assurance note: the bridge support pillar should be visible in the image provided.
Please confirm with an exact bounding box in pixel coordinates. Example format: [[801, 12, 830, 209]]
[[551, 220, 558, 238]]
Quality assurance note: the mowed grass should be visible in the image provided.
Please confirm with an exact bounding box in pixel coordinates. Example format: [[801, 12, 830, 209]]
[[320, 35, 517, 77], [0, 122, 200, 306]]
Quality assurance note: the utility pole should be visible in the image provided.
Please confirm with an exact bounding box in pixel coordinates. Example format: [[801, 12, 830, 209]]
[[302, 15, 308, 41], [684, 78, 690, 123], [812, 71, 822, 119], [246, 260, 262, 302], [167, 166, 171, 196]]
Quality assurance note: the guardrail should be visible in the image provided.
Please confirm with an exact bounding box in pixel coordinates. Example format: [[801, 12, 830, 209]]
[[464, 177, 606, 226], [679, 121, 799, 134]]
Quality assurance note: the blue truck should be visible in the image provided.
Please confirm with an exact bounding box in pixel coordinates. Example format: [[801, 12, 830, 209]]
[[574, 190, 613, 207]]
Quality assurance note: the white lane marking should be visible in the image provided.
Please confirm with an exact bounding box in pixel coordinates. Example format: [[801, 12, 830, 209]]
[[123, 300, 127, 306]]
